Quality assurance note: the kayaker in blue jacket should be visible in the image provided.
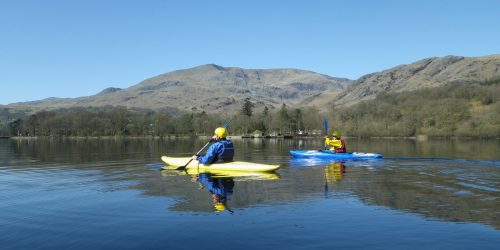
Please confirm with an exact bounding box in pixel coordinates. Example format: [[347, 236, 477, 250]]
[[191, 127, 235, 164]]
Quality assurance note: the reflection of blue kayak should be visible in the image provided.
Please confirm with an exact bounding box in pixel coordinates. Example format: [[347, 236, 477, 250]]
[[290, 150, 383, 159]]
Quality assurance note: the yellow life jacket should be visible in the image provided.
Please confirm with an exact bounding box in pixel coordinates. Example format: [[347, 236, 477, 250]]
[[325, 138, 343, 151]]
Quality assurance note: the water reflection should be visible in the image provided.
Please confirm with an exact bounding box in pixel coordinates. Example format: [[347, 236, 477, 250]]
[[324, 161, 346, 183], [349, 158, 500, 229], [159, 167, 280, 213], [1, 138, 499, 228], [192, 173, 234, 213], [289, 156, 500, 229], [161, 167, 280, 181], [323, 161, 346, 198]]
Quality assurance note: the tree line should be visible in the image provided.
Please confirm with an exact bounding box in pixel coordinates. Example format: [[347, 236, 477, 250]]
[[0, 104, 323, 137], [1, 81, 499, 138]]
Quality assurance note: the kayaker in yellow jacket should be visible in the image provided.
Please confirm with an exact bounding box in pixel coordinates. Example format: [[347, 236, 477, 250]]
[[324, 130, 346, 153]]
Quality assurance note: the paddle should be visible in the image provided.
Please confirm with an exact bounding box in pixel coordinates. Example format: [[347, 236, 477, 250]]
[[322, 118, 330, 196], [176, 117, 236, 170], [223, 117, 236, 129], [324, 166, 329, 198], [323, 118, 328, 150], [176, 139, 213, 170]]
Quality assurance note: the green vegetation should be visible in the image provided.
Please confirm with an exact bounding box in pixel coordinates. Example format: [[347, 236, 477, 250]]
[[329, 83, 500, 138], [1, 82, 499, 138], [0, 104, 322, 137], [480, 75, 500, 86]]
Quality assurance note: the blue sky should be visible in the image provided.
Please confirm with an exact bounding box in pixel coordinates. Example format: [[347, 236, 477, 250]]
[[1, 0, 499, 104]]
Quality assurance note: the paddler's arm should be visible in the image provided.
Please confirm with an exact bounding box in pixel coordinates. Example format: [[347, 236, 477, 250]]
[[330, 139, 343, 149], [191, 136, 218, 161], [197, 143, 219, 164], [325, 137, 334, 147]]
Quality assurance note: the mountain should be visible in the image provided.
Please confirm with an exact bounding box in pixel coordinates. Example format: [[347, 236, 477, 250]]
[[7, 64, 350, 113], [6, 55, 500, 113], [333, 54, 500, 106]]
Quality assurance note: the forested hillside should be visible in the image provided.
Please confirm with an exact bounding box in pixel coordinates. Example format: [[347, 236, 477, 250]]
[[330, 79, 500, 138]]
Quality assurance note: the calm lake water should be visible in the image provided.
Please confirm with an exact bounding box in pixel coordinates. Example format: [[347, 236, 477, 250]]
[[1, 137, 499, 250]]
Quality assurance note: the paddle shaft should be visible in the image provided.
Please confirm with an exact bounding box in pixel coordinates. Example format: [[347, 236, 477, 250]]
[[177, 140, 212, 170], [324, 167, 328, 197], [323, 118, 328, 150]]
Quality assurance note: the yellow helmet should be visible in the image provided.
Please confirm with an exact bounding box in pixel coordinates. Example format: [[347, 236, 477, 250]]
[[214, 127, 227, 138], [214, 202, 226, 212], [332, 130, 341, 137]]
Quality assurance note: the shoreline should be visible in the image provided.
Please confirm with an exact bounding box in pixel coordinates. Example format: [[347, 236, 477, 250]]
[[6, 135, 499, 140]]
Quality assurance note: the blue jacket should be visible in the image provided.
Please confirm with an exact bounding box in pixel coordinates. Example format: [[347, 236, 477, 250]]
[[198, 139, 234, 164], [198, 173, 234, 202]]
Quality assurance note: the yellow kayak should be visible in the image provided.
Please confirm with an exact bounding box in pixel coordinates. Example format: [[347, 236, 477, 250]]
[[161, 156, 281, 172]]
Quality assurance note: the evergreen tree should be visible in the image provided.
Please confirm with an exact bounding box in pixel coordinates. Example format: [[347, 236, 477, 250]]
[[240, 98, 254, 117], [294, 108, 304, 132], [278, 103, 289, 134], [239, 99, 255, 134]]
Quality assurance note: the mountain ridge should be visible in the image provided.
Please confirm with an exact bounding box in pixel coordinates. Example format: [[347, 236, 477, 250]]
[[333, 54, 500, 106], [8, 64, 351, 113], [6, 54, 500, 113]]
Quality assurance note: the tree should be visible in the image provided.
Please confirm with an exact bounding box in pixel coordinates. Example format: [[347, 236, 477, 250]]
[[26, 114, 38, 136], [176, 113, 194, 135], [259, 106, 271, 133], [278, 103, 289, 134], [293, 108, 304, 132], [240, 98, 254, 117], [302, 106, 322, 132], [239, 99, 255, 134], [154, 112, 171, 136]]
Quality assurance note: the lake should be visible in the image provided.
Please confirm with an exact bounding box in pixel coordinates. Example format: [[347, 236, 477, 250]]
[[1, 137, 499, 249]]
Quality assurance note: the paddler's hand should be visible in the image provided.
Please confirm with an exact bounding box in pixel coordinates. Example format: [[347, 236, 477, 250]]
[[191, 155, 198, 160]]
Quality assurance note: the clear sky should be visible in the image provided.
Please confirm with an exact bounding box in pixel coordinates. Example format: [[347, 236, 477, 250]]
[[1, 0, 499, 104]]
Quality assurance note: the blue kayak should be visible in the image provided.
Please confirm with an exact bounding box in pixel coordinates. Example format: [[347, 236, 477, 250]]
[[290, 150, 383, 159]]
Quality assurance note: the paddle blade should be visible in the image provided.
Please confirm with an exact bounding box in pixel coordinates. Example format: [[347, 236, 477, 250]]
[[176, 158, 193, 170]]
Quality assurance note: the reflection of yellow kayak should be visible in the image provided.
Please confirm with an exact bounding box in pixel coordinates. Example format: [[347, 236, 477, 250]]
[[161, 156, 281, 172], [161, 165, 280, 180]]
